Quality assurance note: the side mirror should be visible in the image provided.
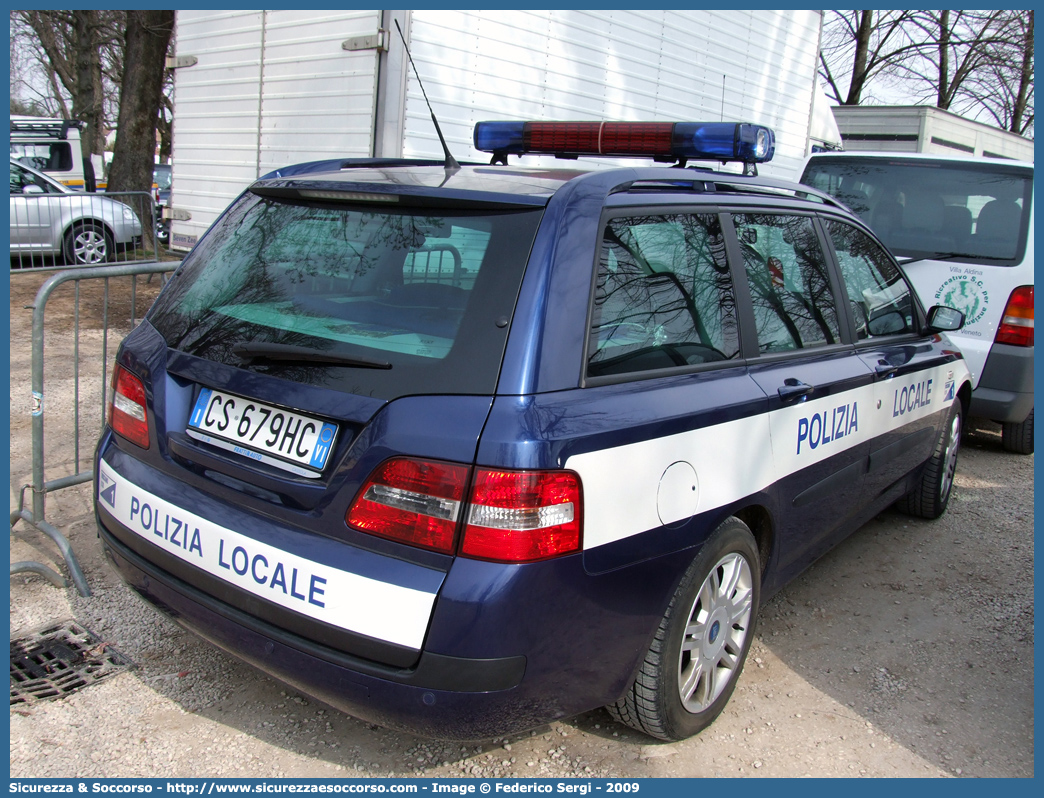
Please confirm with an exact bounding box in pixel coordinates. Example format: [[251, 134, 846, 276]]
[[925, 305, 965, 334], [22, 184, 45, 195]]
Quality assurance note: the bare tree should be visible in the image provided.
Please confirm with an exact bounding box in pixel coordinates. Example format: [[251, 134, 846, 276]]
[[107, 11, 175, 194], [820, 10, 1034, 139], [72, 10, 105, 157], [10, 13, 66, 117], [896, 11, 1021, 112], [1007, 10, 1033, 135], [11, 10, 180, 167], [11, 10, 122, 160], [156, 69, 175, 163], [819, 11, 926, 105], [958, 11, 1034, 135]]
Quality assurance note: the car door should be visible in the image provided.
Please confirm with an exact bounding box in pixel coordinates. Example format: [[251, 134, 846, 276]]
[[10, 162, 58, 250], [549, 208, 771, 575], [821, 217, 954, 498], [725, 210, 873, 576], [10, 161, 34, 249]]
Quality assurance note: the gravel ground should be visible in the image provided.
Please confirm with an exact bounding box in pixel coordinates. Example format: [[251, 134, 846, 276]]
[[8, 270, 1035, 779]]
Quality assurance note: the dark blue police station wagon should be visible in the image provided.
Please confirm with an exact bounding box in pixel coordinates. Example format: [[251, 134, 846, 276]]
[[96, 121, 970, 741]]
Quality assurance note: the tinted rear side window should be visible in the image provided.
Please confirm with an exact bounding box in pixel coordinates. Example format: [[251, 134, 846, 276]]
[[802, 158, 1033, 264], [732, 213, 842, 353], [587, 213, 739, 378], [149, 194, 543, 399]]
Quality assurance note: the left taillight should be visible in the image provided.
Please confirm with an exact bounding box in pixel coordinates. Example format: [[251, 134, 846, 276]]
[[995, 285, 1034, 347], [108, 365, 150, 448], [346, 458, 469, 554]]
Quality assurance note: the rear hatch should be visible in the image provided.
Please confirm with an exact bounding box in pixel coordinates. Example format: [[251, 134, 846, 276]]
[[99, 178, 545, 668], [800, 156, 1033, 386]]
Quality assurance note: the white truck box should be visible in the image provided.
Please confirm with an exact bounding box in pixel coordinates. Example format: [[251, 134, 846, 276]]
[[830, 105, 1034, 162], [168, 9, 839, 250]]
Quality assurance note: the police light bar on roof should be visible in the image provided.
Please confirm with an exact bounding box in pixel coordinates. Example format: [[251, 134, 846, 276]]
[[473, 121, 775, 164]]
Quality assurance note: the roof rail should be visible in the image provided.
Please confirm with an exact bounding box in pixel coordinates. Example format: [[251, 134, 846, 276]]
[[10, 119, 85, 140], [609, 169, 847, 210], [705, 173, 846, 208]]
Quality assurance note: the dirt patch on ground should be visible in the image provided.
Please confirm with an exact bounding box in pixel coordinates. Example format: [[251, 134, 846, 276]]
[[8, 269, 1034, 778], [10, 267, 168, 334]]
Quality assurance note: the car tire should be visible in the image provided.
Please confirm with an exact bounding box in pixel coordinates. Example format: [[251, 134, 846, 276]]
[[1002, 409, 1034, 455], [63, 221, 114, 266], [896, 400, 962, 519], [607, 517, 760, 741]]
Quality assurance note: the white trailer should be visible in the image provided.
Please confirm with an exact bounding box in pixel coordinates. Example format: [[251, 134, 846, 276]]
[[831, 105, 1034, 161], [167, 9, 841, 250]]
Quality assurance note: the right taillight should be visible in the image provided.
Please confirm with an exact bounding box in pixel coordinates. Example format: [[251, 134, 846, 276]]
[[109, 365, 150, 448], [461, 468, 582, 563], [995, 285, 1034, 347]]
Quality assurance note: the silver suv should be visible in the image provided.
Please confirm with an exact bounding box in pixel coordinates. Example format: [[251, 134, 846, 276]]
[[9, 158, 142, 266]]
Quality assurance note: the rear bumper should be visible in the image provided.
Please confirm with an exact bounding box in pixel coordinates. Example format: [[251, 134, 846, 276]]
[[971, 343, 1034, 423], [99, 519, 539, 738], [93, 435, 689, 738]]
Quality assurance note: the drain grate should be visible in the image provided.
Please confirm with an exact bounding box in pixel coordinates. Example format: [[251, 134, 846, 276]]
[[10, 620, 134, 705]]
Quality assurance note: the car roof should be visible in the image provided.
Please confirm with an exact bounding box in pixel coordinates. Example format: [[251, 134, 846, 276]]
[[805, 150, 1033, 170], [253, 160, 848, 211]]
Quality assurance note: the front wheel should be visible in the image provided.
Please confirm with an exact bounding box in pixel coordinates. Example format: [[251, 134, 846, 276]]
[[897, 400, 962, 519], [607, 517, 760, 741], [63, 221, 114, 266]]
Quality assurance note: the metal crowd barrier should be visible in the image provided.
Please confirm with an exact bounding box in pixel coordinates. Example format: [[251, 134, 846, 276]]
[[10, 189, 163, 271], [11, 261, 178, 595]]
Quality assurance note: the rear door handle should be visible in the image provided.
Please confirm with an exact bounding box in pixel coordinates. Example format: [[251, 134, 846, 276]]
[[778, 378, 814, 403]]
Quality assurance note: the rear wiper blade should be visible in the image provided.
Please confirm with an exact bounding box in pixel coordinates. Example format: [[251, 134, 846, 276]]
[[897, 252, 1009, 265], [232, 342, 392, 369]]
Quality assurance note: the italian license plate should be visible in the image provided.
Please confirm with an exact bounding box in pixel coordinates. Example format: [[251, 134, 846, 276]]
[[187, 387, 338, 478]]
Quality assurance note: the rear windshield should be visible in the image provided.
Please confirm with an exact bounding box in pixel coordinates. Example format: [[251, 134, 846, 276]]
[[801, 158, 1033, 265], [148, 193, 543, 399]]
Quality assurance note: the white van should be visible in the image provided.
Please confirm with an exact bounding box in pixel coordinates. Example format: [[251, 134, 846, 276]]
[[800, 152, 1034, 453], [10, 116, 95, 191]]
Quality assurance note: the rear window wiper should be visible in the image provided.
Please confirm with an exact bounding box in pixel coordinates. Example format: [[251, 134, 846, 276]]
[[897, 252, 1011, 265], [231, 342, 392, 369]]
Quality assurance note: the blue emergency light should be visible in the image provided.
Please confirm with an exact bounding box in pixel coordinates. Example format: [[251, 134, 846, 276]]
[[473, 121, 775, 164]]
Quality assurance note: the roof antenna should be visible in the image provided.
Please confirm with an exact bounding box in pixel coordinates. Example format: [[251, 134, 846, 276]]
[[394, 19, 459, 172]]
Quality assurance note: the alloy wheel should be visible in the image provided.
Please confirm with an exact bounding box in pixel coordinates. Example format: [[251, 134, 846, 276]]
[[677, 552, 753, 712]]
